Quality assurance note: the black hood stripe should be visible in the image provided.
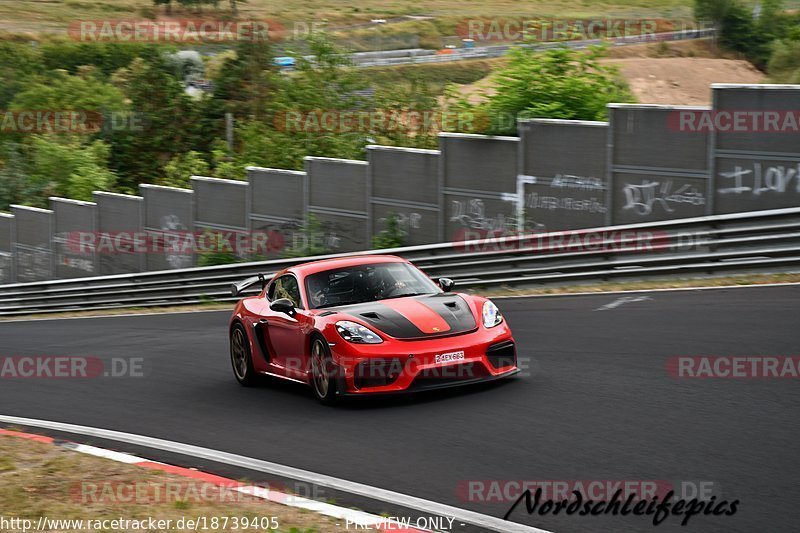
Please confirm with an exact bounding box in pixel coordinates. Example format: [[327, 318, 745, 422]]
[[331, 294, 476, 339]]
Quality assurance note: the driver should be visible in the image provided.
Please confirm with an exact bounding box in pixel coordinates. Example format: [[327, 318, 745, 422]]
[[371, 267, 407, 299], [307, 276, 328, 308]]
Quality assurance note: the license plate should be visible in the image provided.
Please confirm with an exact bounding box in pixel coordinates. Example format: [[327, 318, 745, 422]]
[[434, 350, 465, 365]]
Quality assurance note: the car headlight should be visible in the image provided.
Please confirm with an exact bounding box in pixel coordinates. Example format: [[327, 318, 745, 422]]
[[482, 300, 503, 328], [335, 321, 383, 344]]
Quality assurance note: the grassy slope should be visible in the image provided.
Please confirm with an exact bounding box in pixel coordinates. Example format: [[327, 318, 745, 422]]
[[0, 433, 340, 532], [1, 0, 700, 37]]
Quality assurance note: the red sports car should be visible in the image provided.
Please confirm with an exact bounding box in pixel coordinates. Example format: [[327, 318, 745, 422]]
[[228, 255, 518, 403]]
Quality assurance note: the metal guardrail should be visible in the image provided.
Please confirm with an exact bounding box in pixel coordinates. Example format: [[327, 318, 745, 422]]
[[0, 207, 798, 317], [353, 29, 715, 67]]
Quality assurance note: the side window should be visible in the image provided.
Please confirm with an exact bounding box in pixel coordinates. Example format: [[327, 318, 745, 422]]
[[271, 275, 302, 308]]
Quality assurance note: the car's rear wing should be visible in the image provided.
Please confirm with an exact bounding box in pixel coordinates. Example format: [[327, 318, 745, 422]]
[[230, 273, 268, 297]]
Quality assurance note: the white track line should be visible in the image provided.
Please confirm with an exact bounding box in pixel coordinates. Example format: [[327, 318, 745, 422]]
[[235, 485, 411, 529], [491, 281, 800, 300], [594, 296, 653, 311], [63, 441, 150, 464], [0, 415, 551, 533]]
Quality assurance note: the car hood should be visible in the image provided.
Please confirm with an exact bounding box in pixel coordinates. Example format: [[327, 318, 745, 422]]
[[330, 294, 478, 339]]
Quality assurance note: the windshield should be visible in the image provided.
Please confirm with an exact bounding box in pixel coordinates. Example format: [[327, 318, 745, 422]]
[[305, 262, 440, 309]]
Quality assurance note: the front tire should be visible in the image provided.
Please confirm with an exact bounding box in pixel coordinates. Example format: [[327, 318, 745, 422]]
[[230, 323, 259, 387], [310, 336, 338, 404]]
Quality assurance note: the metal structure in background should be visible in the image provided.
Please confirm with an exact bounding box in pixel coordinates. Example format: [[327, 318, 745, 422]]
[[711, 84, 800, 214], [11, 205, 53, 283], [140, 184, 195, 271], [608, 104, 711, 225], [94, 192, 144, 276], [0, 213, 13, 284], [191, 176, 248, 259], [0, 84, 798, 284], [0, 206, 798, 316], [51, 198, 96, 279], [305, 157, 370, 253], [367, 145, 442, 245], [440, 133, 520, 241], [518, 119, 609, 231], [247, 167, 305, 259]]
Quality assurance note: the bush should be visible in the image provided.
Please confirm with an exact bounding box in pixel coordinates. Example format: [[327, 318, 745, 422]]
[[196, 231, 240, 267], [372, 212, 406, 249], [40, 41, 160, 77], [695, 0, 796, 70], [443, 45, 634, 136], [280, 214, 330, 258], [366, 59, 499, 87], [767, 39, 800, 82]]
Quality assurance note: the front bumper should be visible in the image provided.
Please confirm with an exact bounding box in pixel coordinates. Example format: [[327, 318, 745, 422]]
[[336, 366, 519, 397], [329, 326, 519, 395]]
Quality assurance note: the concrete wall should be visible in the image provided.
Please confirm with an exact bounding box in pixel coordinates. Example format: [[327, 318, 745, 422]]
[[2, 84, 798, 283]]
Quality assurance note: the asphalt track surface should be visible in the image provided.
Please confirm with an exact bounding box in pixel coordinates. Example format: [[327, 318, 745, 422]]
[[1, 285, 799, 533]]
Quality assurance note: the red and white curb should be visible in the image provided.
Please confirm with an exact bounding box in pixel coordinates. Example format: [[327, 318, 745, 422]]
[[0, 415, 551, 533], [0, 429, 429, 533]]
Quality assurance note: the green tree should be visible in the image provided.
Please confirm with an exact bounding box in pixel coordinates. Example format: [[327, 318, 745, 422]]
[[40, 42, 155, 77], [768, 39, 800, 82], [66, 157, 115, 200], [0, 42, 44, 109], [694, 0, 790, 69], [0, 142, 34, 211], [694, 0, 739, 29], [160, 151, 210, 188], [30, 136, 115, 203], [205, 38, 276, 125], [0, 136, 113, 209], [10, 70, 127, 115], [210, 141, 241, 180], [235, 34, 374, 170], [107, 54, 206, 189], [444, 46, 634, 136]]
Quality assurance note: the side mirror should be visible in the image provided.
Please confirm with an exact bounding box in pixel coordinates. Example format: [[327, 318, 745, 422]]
[[438, 278, 455, 292], [270, 298, 296, 316]]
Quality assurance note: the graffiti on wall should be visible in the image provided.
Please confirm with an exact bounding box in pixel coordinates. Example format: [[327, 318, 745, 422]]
[[622, 179, 706, 216]]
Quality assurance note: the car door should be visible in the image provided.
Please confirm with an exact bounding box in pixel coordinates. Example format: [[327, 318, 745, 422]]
[[264, 274, 309, 379]]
